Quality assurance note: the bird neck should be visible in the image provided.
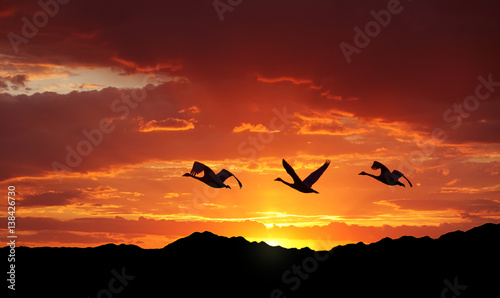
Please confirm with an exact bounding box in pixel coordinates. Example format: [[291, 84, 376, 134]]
[[364, 173, 381, 180], [185, 173, 201, 181], [278, 179, 294, 188]]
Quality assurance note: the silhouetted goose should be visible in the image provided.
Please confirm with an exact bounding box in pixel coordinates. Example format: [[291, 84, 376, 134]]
[[275, 159, 331, 193], [359, 161, 412, 187], [183, 161, 242, 189]]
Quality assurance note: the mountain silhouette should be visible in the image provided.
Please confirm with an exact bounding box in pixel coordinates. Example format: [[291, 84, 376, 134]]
[[3, 223, 499, 297]]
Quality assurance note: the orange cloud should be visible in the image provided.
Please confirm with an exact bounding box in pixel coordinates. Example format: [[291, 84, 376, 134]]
[[178, 106, 200, 114], [72, 83, 102, 89], [320, 90, 342, 101], [294, 111, 368, 136], [256, 74, 312, 85], [440, 184, 500, 194], [138, 118, 196, 132], [232, 122, 275, 133]]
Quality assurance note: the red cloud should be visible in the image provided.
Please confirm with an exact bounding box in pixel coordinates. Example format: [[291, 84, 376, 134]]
[[20, 190, 84, 207]]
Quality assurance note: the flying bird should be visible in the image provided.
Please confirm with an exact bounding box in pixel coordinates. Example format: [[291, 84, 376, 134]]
[[275, 159, 331, 193], [359, 161, 412, 187], [183, 161, 242, 189]]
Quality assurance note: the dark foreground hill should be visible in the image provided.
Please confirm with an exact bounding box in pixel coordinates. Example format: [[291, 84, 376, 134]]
[[3, 223, 500, 297]]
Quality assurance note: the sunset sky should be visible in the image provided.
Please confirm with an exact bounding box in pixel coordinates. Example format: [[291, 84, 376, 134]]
[[1, 0, 499, 250]]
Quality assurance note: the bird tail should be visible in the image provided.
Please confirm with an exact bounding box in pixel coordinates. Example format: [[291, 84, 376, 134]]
[[403, 175, 413, 187]]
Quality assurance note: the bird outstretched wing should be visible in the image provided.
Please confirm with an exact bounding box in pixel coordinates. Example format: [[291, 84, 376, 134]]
[[282, 159, 302, 185], [217, 169, 243, 189], [371, 161, 390, 175], [190, 161, 209, 176], [303, 160, 331, 188], [392, 170, 413, 187], [190, 161, 220, 186]]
